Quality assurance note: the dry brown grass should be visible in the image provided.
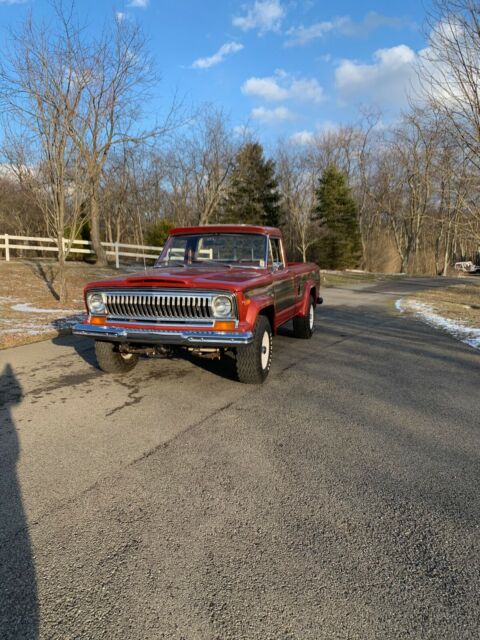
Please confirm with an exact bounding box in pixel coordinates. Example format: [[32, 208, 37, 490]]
[[321, 270, 399, 288], [0, 260, 127, 349], [404, 282, 480, 328]]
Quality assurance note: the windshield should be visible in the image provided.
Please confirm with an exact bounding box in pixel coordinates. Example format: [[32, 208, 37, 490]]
[[156, 233, 268, 268]]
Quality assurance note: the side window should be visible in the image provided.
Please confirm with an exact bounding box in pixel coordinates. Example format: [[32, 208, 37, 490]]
[[269, 238, 284, 269]]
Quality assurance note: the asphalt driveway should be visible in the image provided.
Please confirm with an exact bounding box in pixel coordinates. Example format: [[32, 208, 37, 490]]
[[0, 277, 479, 639]]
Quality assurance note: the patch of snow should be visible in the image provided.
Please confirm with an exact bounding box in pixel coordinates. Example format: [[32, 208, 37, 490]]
[[52, 314, 85, 328], [11, 303, 78, 314], [396, 298, 480, 351], [0, 323, 51, 336]]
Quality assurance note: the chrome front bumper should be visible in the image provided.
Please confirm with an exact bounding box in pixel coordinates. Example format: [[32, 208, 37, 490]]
[[72, 323, 253, 346]]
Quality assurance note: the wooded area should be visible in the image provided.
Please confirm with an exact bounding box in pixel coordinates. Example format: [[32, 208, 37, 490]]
[[0, 0, 480, 300]]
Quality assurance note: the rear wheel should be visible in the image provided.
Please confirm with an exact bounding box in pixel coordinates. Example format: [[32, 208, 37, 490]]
[[236, 316, 272, 384], [293, 296, 315, 339], [95, 341, 139, 374]]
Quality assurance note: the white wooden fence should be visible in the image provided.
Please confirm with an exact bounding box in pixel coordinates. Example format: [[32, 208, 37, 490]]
[[0, 233, 163, 269]]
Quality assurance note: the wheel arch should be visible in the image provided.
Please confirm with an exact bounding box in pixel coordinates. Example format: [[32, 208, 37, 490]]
[[299, 280, 317, 316], [244, 293, 276, 333], [258, 304, 275, 333]]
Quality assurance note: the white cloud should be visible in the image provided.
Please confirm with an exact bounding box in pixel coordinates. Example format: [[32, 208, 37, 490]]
[[116, 11, 126, 21], [286, 20, 335, 46], [0, 0, 27, 4], [242, 70, 324, 104], [251, 106, 294, 124], [289, 78, 324, 104], [233, 0, 285, 34], [242, 76, 289, 101], [290, 130, 315, 145], [317, 120, 340, 133], [335, 45, 418, 106], [128, 0, 148, 7], [290, 121, 341, 145], [233, 125, 253, 137], [192, 42, 244, 69], [286, 12, 407, 47]]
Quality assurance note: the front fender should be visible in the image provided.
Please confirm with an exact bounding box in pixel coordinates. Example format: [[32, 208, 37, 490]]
[[299, 279, 317, 316], [241, 293, 275, 329]]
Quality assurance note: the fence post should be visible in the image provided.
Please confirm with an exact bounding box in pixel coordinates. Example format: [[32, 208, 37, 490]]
[[5, 234, 9, 262], [115, 242, 120, 269]]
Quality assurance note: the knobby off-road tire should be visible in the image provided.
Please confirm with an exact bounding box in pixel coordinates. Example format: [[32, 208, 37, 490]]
[[293, 296, 315, 339], [236, 316, 273, 384], [95, 340, 139, 374]]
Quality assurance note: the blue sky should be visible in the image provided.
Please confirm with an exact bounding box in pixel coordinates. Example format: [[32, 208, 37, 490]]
[[0, 0, 432, 145]]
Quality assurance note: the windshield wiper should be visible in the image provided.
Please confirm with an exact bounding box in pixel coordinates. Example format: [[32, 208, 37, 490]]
[[190, 260, 233, 269], [154, 261, 187, 268]]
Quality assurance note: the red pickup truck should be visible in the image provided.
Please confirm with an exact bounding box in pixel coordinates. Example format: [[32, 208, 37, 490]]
[[73, 225, 322, 384]]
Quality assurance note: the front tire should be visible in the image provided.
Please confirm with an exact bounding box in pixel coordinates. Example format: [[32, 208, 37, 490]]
[[95, 341, 139, 374], [236, 316, 272, 384], [293, 297, 315, 339]]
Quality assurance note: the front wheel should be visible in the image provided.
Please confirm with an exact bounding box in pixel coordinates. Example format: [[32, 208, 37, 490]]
[[293, 297, 315, 339], [95, 341, 139, 374], [236, 316, 272, 384]]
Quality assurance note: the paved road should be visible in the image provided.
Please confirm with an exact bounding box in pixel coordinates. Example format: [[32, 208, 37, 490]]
[[0, 277, 479, 639]]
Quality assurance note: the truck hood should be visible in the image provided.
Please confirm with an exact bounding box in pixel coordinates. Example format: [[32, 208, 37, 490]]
[[85, 265, 270, 292]]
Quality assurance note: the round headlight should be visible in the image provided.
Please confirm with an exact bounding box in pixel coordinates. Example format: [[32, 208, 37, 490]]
[[87, 292, 106, 315], [212, 295, 233, 318]]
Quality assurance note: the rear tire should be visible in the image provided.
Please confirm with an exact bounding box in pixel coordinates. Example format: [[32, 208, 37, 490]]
[[293, 297, 315, 339], [236, 316, 272, 384], [95, 341, 139, 374]]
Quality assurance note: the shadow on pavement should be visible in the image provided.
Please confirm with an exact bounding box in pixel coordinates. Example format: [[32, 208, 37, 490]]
[[0, 364, 38, 639], [52, 333, 98, 368], [52, 333, 242, 381]]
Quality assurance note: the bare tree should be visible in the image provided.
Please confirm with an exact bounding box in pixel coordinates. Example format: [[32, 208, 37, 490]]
[[276, 143, 319, 262], [187, 108, 236, 224], [420, 1, 480, 169], [0, 10, 86, 301], [67, 13, 167, 265]]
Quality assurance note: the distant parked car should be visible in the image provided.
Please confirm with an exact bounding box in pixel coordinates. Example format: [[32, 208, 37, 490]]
[[73, 225, 322, 384], [455, 261, 480, 273]]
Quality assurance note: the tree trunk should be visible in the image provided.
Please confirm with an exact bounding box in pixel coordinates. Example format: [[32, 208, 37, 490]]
[[90, 188, 108, 266], [400, 248, 410, 274], [442, 220, 453, 276], [57, 232, 68, 304]]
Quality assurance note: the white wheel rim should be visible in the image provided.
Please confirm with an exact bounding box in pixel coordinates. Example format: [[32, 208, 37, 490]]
[[309, 303, 314, 330], [261, 331, 270, 370]]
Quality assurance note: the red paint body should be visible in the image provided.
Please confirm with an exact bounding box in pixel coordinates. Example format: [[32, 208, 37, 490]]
[[83, 225, 321, 336]]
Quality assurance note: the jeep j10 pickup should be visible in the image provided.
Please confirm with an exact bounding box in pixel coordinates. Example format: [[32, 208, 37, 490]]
[[73, 225, 322, 384]]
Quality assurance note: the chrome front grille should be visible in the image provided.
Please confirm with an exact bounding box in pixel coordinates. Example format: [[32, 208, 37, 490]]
[[102, 290, 231, 324]]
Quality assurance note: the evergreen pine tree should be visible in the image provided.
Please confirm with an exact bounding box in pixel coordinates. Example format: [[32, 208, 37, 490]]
[[222, 142, 282, 227], [314, 163, 362, 269]]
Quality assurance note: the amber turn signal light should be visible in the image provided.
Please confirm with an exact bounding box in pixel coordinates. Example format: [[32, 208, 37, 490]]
[[90, 316, 106, 325], [214, 321, 236, 331]]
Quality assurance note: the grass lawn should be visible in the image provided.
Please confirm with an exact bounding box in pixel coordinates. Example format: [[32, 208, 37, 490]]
[[0, 260, 127, 349], [400, 281, 480, 329], [321, 270, 397, 288]]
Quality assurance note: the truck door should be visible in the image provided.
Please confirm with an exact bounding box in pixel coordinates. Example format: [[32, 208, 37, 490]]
[[269, 237, 295, 314]]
